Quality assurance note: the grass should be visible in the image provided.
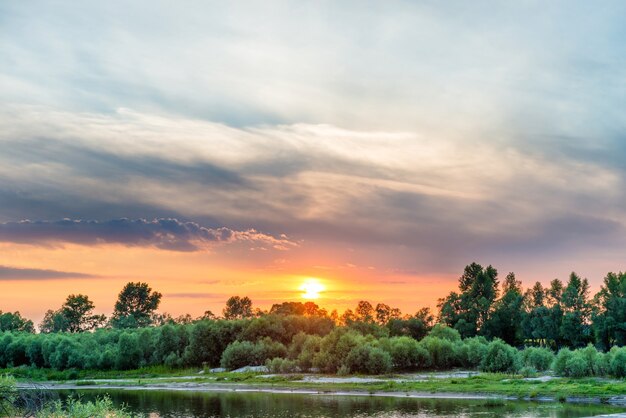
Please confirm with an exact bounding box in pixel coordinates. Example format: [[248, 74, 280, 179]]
[[4, 366, 626, 401]]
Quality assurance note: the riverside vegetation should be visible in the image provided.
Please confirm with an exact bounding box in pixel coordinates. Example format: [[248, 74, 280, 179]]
[[1, 263, 626, 386]]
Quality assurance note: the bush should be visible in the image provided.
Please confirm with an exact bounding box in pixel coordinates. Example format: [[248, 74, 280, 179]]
[[520, 366, 538, 377], [388, 336, 428, 370], [0, 375, 17, 414], [553, 348, 573, 376], [428, 324, 461, 342], [565, 353, 589, 378], [345, 344, 392, 374], [115, 332, 142, 370], [266, 357, 298, 373], [519, 347, 555, 371], [39, 395, 133, 418], [457, 337, 488, 368], [312, 329, 367, 373], [609, 347, 626, 378], [419, 337, 456, 369], [220, 341, 258, 370], [289, 333, 321, 371], [480, 339, 519, 373], [553, 345, 599, 377]]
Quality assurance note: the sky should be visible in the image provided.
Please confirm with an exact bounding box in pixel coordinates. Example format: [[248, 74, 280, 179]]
[[1, 1, 626, 323]]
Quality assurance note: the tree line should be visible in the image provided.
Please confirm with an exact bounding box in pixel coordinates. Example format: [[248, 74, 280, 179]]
[[438, 262, 626, 350], [1, 263, 626, 377]]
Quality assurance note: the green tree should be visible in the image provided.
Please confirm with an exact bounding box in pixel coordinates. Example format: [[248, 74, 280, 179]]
[[0, 311, 34, 333], [61, 294, 107, 332], [111, 282, 162, 328], [222, 296, 254, 320], [593, 272, 626, 350], [438, 262, 499, 338], [560, 273, 591, 348], [39, 309, 70, 333], [483, 272, 524, 346]]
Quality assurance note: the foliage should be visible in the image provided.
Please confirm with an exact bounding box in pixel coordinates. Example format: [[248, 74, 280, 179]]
[[0, 375, 17, 416], [438, 263, 499, 338], [222, 296, 254, 320], [480, 339, 519, 373], [40, 295, 106, 333], [39, 396, 134, 418], [0, 312, 34, 333], [519, 347, 555, 371], [427, 324, 461, 342], [110, 282, 162, 328]]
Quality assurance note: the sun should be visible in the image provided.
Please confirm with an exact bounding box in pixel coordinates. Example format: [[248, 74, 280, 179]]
[[300, 278, 325, 300]]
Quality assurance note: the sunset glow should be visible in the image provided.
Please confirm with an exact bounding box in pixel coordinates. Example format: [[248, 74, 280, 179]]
[[300, 279, 325, 300], [0, 2, 625, 327]]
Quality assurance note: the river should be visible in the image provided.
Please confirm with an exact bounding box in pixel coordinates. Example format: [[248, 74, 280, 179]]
[[54, 389, 626, 417]]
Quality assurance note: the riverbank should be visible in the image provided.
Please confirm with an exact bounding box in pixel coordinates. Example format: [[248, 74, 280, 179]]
[[10, 369, 626, 407]]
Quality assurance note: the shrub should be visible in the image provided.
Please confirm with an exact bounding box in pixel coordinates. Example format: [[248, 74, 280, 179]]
[[565, 353, 589, 378], [266, 357, 299, 373], [220, 341, 258, 370], [345, 344, 392, 374], [458, 336, 488, 368], [366, 346, 393, 374], [313, 329, 366, 373], [419, 337, 457, 369], [428, 324, 461, 342], [519, 347, 555, 371], [609, 347, 626, 378], [256, 337, 287, 361], [553, 345, 598, 377], [520, 366, 538, 378], [39, 395, 133, 418], [480, 339, 519, 373], [115, 332, 142, 370], [290, 333, 321, 371], [552, 348, 573, 376], [0, 375, 17, 414], [388, 336, 428, 370]]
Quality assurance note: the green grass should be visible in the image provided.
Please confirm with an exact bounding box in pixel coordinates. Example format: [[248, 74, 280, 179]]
[[4, 366, 626, 401], [0, 365, 199, 381]]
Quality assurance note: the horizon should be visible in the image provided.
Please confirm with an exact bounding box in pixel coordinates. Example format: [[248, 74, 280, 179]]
[[2, 2, 626, 325]]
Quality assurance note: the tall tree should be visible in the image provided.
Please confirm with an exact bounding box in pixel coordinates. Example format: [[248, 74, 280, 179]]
[[111, 282, 162, 328], [61, 294, 107, 332], [483, 272, 524, 346], [559, 272, 591, 348], [593, 272, 626, 349], [222, 296, 253, 319], [438, 262, 499, 338], [0, 311, 34, 333], [39, 294, 106, 333], [355, 301, 375, 323]]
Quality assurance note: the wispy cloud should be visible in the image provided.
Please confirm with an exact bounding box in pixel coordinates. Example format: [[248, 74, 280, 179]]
[[0, 218, 297, 252], [1, 1, 625, 282], [0, 265, 95, 280], [165, 292, 222, 299]]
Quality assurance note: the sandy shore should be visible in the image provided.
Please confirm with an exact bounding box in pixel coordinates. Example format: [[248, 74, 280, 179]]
[[16, 380, 626, 408]]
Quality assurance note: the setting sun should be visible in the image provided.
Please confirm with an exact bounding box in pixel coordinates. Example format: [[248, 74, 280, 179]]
[[300, 278, 325, 299]]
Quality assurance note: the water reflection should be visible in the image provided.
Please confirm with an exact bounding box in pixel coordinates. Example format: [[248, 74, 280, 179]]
[[58, 389, 625, 418]]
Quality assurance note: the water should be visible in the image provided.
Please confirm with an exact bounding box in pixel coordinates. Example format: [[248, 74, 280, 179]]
[[57, 389, 625, 418]]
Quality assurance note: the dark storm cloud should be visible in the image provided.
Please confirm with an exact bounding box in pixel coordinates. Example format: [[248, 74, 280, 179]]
[[0, 265, 95, 280], [0, 218, 296, 251]]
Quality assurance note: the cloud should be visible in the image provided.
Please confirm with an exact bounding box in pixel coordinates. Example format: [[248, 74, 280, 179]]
[[165, 292, 222, 299], [0, 265, 95, 280], [0, 218, 297, 252], [1, 1, 626, 280]]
